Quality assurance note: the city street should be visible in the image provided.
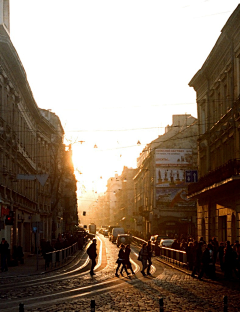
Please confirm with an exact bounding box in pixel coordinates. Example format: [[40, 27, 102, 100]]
[[0, 235, 239, 312]]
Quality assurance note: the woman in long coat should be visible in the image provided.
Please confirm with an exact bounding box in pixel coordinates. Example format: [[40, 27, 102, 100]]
[[121, 244, 134, 275], [115, 244, 129, 277], [139, 242, 148, 276]]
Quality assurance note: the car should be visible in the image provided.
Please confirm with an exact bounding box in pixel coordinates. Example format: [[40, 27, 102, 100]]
[[108, 225, 121, 240], [116, 234, 132, 247], [99, 226, 108, 234], [159, 239, 174, 248], [150, 235, 168, 245], [103, 229, 109, 237], [111, 227, 124, 243]]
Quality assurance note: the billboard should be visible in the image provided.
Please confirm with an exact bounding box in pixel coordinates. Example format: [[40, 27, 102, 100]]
[[155, 149, 192, 166], [155, 149, 195, 208], [156, 168, 185, 186], [156, 187, 196, 208]]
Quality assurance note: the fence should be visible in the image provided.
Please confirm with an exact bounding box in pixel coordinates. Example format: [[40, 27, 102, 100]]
[[44, 242, 78, 270], [131, 236, 188, 267]]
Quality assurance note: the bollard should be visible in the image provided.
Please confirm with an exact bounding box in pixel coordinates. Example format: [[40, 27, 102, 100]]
[[19, 303, 24, 312], [223, 296, 228, 312], [91, 299, 95, 312], [159, 297, 164, 312]]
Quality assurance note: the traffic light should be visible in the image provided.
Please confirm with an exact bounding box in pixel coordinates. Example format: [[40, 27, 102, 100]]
[[5, 212, 14, 225]]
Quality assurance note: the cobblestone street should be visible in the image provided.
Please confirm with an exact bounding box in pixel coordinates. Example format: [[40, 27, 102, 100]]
[[24, 270, 240, 312], [13, 238, 239, 312]]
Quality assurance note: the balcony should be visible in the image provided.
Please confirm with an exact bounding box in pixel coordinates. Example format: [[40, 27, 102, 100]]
[[188, 159, 240, 198]]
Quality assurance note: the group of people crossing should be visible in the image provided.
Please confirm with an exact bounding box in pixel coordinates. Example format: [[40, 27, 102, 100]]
[[115, 244, 135, 277], [115, 240, 153, 277], [87, 238, 153, 277]]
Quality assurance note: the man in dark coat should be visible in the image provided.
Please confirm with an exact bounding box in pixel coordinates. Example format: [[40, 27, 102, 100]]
[[191, 241, 203, 277], [0, 238, 9, 272], [147, 240, 153, 275], [87, 238, 97, 276], [198, 244, 210, 280]]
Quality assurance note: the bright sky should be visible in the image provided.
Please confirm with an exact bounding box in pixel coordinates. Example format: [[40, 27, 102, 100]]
[[9, 0, 240, 196]]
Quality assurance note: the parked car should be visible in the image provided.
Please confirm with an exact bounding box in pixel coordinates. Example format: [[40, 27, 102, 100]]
[[103, 229, 109, 237], [159, 239, 174, 248], [108, 225, 121, 241], [150, 235, 168, 245], [99, 226, 108, 234], [116, 234, 132, 247], [111, 227, 124, 243]]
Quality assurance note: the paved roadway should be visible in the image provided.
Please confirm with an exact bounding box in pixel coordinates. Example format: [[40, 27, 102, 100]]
[[0, 235, 240, 312]]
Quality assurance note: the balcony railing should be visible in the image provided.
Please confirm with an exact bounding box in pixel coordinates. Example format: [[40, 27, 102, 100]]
[[188, 159, 240, 196]]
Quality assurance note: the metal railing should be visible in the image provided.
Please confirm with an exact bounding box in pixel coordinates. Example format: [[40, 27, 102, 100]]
[[159, 246, 187, 268], [132, 236, 187, 267], [44, 242, 78, 270]]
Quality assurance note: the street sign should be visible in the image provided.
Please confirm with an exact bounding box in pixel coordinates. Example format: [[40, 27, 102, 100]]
[[185, 170, 198, 183]]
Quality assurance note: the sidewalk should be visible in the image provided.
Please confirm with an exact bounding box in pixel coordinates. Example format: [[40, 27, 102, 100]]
[[0, 245, 85, 279], [0, 253, 46, 278]]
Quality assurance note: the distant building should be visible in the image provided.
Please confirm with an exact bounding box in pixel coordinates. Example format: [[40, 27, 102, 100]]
[[135, 114, 198, 239], [115, 167, 137, 231], [105, 174, 122, 225]]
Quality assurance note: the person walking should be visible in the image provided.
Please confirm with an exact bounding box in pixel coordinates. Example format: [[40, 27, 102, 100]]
[[186, 241, 195, 271], [191, 241, 203, 277], [218, 242, 225, 271], [139, 242, 148, 276], [121, 244, 134, 275], [198, 243, 210, 280], [87, 238, 97, 276], [147, 240, 153, 276], [0, 238, 9, 272], [116, 244, 129, 277], [224, 241, 234, 280]]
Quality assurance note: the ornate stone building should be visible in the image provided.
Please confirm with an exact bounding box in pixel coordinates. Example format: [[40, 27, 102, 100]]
[[188, 5, 240, 243], [0, 2, 77, 254]]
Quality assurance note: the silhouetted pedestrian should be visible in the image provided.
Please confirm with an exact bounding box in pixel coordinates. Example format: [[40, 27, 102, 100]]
[[147, 240, 152, 275], [121, 244, 134, 275], [116, 244, 129, 277], [139, 242, 148, 276], [224, 241, 233, 280], [186, 241, 194, 271], [198, 244, 210, 280], [208, 243, 216, 279], [218, 242, 225, 271], [191, 241, 203, 277], [0, 238, 9, 272], [87, 238, 97, 276]]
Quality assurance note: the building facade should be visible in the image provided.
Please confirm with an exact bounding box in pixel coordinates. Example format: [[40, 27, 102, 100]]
[[0, 2, 77, 254], [115, 166, 137, 232], [135, 115, 198, 239], [188, 5, 240, 244]]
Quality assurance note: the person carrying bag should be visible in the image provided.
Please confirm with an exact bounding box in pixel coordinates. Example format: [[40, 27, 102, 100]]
[[115, 244, 129, 277]]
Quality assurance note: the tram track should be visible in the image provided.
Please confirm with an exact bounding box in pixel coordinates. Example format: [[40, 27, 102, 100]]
[[0, 235, 160, 311], [0, 236, 105, 291]]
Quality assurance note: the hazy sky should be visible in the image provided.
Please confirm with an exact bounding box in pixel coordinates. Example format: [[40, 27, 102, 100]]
[[9, 0, 240, 194]]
